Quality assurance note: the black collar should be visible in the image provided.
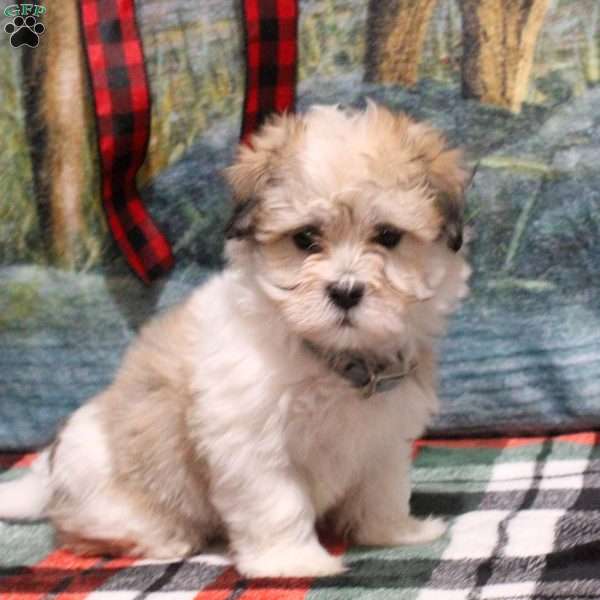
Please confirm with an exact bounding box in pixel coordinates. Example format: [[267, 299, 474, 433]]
[[303, 340, 416, 399]]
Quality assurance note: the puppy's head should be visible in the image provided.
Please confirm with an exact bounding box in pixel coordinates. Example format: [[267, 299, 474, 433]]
[[224, 103, 470, 352]]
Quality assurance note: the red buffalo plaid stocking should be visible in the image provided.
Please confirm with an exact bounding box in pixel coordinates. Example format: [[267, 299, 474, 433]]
[[80, 0, 299, 281], [241, 0, 299, 143], [80, 0, 173, 283]]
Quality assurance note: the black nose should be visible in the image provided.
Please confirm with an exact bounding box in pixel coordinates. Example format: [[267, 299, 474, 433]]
[[327, 282, 365, 310]]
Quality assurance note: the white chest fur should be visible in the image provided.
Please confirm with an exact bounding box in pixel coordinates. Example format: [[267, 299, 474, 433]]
[[282, 374, 434, 516]]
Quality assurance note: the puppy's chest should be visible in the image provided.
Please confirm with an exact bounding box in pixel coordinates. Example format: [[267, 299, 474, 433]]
[[284, 382, 392, 514]]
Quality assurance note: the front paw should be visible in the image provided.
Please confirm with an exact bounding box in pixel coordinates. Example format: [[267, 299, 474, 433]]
[[356, 516, 447, 547], [236, 540, 345, 578]]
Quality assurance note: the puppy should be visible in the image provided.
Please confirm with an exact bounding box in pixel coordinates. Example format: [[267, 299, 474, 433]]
[[0, 103, 471, 578]]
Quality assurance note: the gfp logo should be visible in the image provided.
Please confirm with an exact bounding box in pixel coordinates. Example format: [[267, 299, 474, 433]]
[[4, 4, 46, 48]]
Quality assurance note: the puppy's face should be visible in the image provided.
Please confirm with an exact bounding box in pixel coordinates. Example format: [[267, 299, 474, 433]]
[[224, 104, 470, 352]]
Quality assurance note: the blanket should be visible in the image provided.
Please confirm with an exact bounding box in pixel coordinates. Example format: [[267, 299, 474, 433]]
[[2, 432, 599, 599]]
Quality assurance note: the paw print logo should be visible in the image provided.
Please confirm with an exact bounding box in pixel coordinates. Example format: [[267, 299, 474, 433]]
[[4, 15, 45, 48]]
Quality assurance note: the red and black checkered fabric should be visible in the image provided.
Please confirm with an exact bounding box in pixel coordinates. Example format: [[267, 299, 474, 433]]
[[80, 0, 173, 283], [241, 0, 299, 143]]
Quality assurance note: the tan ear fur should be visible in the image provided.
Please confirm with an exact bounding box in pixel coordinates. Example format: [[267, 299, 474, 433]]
[[404, 120, 470, 251], [223, 114, 302, 239]]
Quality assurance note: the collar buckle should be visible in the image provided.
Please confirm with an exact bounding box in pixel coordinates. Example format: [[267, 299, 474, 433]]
[[361, 373, 379, 399], [303, 340, 416, 399]]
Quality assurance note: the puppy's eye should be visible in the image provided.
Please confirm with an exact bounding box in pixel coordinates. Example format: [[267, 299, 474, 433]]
[[292, 226, 322, 253], [372, 225, 404, 249]]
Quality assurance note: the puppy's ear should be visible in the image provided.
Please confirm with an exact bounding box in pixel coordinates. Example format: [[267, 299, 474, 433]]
[[424, 142, 471, 252], [400, 116, 471, 252], [223, 113, 301, 240], [223, 196, 259, 240]]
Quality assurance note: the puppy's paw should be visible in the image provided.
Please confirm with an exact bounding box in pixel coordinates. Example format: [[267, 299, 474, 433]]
[[355, 515, 447, 547], [391, 516, 447, 545], [141, 539, 196, 560], [237, 541, 345, 578]]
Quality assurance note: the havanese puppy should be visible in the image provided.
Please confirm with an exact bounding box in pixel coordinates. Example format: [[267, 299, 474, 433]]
[[0, 103, 471, 578]]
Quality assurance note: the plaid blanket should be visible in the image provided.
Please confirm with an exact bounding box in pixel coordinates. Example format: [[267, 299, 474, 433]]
[[1, 432, 599, 599]]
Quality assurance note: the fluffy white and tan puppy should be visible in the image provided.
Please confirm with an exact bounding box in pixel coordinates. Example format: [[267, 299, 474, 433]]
[[0, 103, 471, 578]]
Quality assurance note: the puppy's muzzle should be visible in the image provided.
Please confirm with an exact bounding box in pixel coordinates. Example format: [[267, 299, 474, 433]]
[[327, 282, 365, 310]]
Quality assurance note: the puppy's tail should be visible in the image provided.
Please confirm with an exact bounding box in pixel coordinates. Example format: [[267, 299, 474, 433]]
[[0, 451, 51, 520]]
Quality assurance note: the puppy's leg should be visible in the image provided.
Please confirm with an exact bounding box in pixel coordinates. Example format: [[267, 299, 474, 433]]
[[49, 401, 203, 560], [204, 429, 344, 578], [337, 440, 446, 546], [53, 487, 201, 559]]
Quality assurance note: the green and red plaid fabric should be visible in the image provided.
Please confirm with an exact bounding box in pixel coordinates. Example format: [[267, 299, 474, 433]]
[[80, 0, 174, 283], [3, 432, 600, 599], [241, 0, 299, 143]]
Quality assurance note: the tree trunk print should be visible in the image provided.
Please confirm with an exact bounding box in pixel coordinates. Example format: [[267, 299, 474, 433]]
[[582, 2, 599, 85], [365, 0, 438, 86], [22, 0, 91, 269], [459, 0, 550, 112]]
